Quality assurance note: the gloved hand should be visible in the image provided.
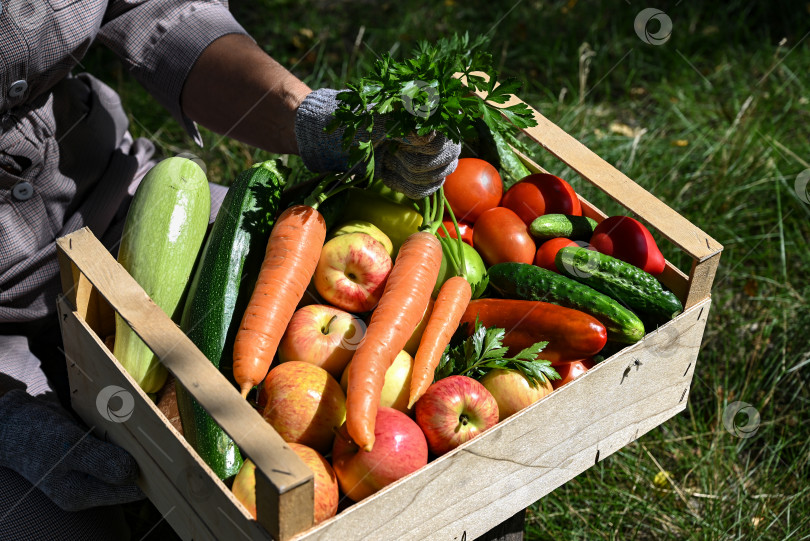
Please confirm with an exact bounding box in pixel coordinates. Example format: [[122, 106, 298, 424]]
[[295, 88, 461, 199], [0, 389, 144, 512]]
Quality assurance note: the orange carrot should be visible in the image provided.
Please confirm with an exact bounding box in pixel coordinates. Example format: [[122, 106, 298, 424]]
[[407, 276, 472, 408], [346, 232, 443, 451], [232, 205, 326, 397]]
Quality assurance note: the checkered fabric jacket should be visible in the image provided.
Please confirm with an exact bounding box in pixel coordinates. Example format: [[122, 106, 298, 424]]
[[0, 0, 247, 324]]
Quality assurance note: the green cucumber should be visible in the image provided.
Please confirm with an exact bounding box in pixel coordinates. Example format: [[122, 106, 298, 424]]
[[555, 246, 684, 325], [530, 214, 599, 242], [115, 157, 211, 393], [487, 262, 645, 344], [178, 160, 287, 480]]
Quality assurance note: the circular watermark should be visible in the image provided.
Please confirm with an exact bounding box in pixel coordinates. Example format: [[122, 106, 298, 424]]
[[635, 8, 673, 45], [96, 385, 135, 423], [6, 0, 49, 33], [176, 465, 214, 503], [401, 80, 440, 119], [795, 169, 810, 204], [176, 152, 208, 177], [339, 315, 367, 352], [556, 241, 601, 279], [652, 324, 681, 358], [722, 401, 760, 439]]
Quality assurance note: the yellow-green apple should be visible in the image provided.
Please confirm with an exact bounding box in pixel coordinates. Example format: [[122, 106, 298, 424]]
[[414, 375, 499, 456], [261, 361, 346, 454], [331, 407, 428, 502], [314, 232, 392, 313], [231, 443, 339, 524], [479, 369, 553, 421], [340, 350, 414, 414], [278, 304, 366, 379], [329, 220, 394, 256], [403, 297, 435, 356]]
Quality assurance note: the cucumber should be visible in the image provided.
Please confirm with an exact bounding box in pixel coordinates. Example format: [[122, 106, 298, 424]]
[[487, 262, 645, 344], [114, 157, 211, 393], [555, 246, 684, 325], [530, 214, 599, 242], [178, 160, 287, 480], [489, 126, 532, 188]]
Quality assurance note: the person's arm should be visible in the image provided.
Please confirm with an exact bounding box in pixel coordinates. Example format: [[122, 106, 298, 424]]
[[180, 34, 311, 155]]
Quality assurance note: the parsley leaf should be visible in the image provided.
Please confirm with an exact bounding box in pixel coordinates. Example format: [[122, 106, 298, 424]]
[[435, 319, 560, 387]]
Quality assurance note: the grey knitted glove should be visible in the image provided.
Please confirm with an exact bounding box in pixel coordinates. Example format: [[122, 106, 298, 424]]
[[0, 389, 144, 512], [295, 88, 461, 199]]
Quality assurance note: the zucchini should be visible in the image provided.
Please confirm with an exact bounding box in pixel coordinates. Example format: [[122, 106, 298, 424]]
[[178, 160, 287, 480], [555, 246, 684, 325], [487, 262, 645, 344], [114, 157, 211, 393], [530, 214, 599, 242]]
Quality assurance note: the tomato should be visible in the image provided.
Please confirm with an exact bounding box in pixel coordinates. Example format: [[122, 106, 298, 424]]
[[589, 215, 665, 275], [500, 173, 582, 225], [550, 359, 595, 389], [443, 158, 503, 223], [472, 207, 536, 267], [534, 238, 578, 272], [437, 220, 473, 247], [433, 237, 487, 299]]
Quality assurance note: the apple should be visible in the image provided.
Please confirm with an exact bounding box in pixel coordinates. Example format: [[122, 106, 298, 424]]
[[329, 220, 394, 256], [551, 358, 595, 389], [340, 350, 414, 414], [261, 361, 346, 454], [403, 298, 435, 356], [314, 232, 392, 313], [231, 443, 339, 524], [278, 304, 366, 379], [414, 375, 499, 456], [331, 407, 428, 502], [480, 369, 553, 422]]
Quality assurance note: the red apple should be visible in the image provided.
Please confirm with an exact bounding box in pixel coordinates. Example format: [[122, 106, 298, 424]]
[[331, 407, 428, 502], [414, 375, 499, 456], [314, 232, 392, 313], [261, 361, 346, 454], [232, 443, 339, 524], [329, 220, 394, 256], [340, 350, 414, 414], [479, 369, 553, 421], [551, 358, 595, 389], [278, 304, 366, 379]]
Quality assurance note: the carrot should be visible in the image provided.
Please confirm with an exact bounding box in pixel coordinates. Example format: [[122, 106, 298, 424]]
[[346, 231, 443, 451], [232, 205, 327, 397], [407, 276, 472, 408]]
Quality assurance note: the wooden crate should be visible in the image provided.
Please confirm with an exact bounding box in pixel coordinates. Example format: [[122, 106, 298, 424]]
[[55, 90, 722, 541]]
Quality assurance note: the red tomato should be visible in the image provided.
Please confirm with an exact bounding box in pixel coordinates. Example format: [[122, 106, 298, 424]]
[[551, 358, 595, 389], [501, 173, 582, 225], [437, 220, 473, 247], [473, 207, 536, 266], [443, 158, 503, 223], [589, 216, 666, 275], [534, 238, 578, 272]]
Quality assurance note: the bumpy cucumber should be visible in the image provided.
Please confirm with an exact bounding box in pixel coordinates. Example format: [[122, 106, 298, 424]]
[[487, 262, 645, 344], [178, 160, 286, 480], [555, 246, 684, 324], [530, 214, 599, 241]]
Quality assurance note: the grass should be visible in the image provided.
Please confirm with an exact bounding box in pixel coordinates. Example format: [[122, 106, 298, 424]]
[[82, 1, 810, 539]]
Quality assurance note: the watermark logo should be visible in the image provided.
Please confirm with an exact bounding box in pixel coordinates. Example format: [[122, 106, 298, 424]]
[[96, 385, 135, 423], [722, 401, 760, 439], [635, 8, 673, 45], [401, 80, 440, 119], [556, 241, 601, 279], [176, 152, 208, 177], [795, 169, 810, 204], [652, 324, 681, 358], [176, 466, 214, 503], [340, 315, 367, 352]]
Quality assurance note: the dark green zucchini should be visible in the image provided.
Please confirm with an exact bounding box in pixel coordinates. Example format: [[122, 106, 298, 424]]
[[530, 214, 599, 242], [487, 262, 645, 344], [555, 246, 684, 325], [178, 160, 287, 480]]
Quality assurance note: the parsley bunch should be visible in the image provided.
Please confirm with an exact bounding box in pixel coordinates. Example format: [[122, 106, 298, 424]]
[[435, 320, 560, 387], [327, 33, 537, 182]]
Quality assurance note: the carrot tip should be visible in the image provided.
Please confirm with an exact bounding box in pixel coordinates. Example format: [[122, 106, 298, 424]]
[[240, 386, 251, 399]]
